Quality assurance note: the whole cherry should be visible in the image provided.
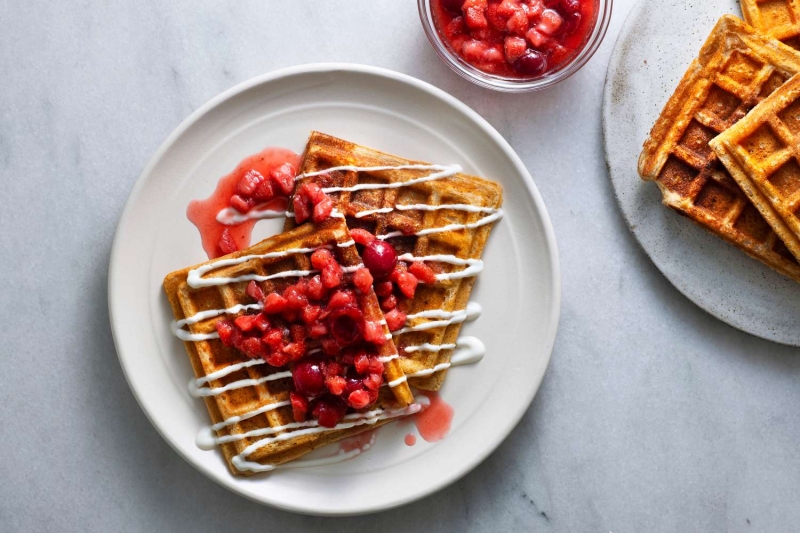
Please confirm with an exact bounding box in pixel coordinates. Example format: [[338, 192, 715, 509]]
[[292, 359, 326, 396], [362, 240, 397, 278]]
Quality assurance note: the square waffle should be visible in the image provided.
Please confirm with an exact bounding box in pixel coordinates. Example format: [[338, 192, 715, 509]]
[[710, 72, 800, 261], [740, 0, 800, 49], [638, 15, 800, 283], [286, 132, 503, 391], [163, 218, 414, 475]]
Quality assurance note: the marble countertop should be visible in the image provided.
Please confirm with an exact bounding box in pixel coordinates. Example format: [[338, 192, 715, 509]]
[[2, 0, 799, 530]]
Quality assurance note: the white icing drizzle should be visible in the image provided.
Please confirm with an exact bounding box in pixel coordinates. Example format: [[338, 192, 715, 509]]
[[393, 302, 482, 335], [189, 371, 292, 398], [404, 337, 486, 378], [396, 253, 484, 281], [187, 247, 321, 288], [355, 202, 499, 219], [171, 302, 264, 342], [230, 402, 422, 472], [337, 240, 355, 248], [216, 205, 291, 225], [387, 375, 408, 388], [296, 164, 462, 193], [404, 342, 455, 354], [377, 209, 503, 240]]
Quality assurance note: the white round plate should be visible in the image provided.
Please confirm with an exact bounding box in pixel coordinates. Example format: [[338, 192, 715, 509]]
[[603, 0, 800, 346], [108, 64, 560, 515]]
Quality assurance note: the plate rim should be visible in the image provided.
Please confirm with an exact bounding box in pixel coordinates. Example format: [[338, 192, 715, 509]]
[[108, 62, 562, 514], [601, 1, 800, 347]]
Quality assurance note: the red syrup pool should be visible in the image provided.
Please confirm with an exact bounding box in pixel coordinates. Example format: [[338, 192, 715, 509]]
[[186, 147, 301, 259], [413, 392, 454, 442]]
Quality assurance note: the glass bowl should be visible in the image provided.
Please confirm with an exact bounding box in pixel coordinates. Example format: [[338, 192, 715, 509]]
[[418, 0, 613, 92]]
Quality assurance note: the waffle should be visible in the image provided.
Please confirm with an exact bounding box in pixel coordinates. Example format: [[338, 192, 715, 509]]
[[286, 132, 503, 391], [163, 218, 414, 475], [740, 0, 800, 49], [638, 15, 800, 283], [710, 72, 800, 261]]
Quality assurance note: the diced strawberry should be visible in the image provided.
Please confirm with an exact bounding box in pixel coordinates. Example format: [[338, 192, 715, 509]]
[[389, 262, 408, 283], [283, 342, 305, 361], [309, 321, 328, 338], [321, 263, 343, 289], [246, 281, 265, 302], [384, 308, 407, 332], [290, 392, 309, 422], [306, 275, 327, 300], [368, 357, 384, 374], [293, 193, 311, 224], [215, 320, 234, 346], [525, 0, 544, 19], [462, 39, 488, 62], [321, 337, 339, 355], [263, 293, 289, 314], [312, 194, 334, 223], [445, 15, 467, 38], [302, 182, 325, 203], [349, 228, 376, 245], [409, 261, 437, 284], [314, 399, 347, 428], [326, 375, 346, 395], [374, 281, 394, 297], [251, 179, 275, 202], [323, 361, 344, 378], [284, 284, 308, 309], [289, 324, 306, 343], [352, 268, 373, 294], [537, 8, 562, 34], [329, 290, 356, 309], [525, 27, 548, 47], [363, 372, 383, 391], [380, 294, 397, 311], [265, 350, 289, 368], [282, 308, 299, 323], [310, 248, 335, 270], [217, 228, 238, 255], [270, 162, 296, 196], [362, 320, 386, 345], [464, 5, 489, 29], [240, 337, 264, 359], [504, 35, 528, 63], [497, 0, 521, 17], [506, 8, 529, 35], [301, 304, 321, 324], [355, 353, 370, 375], [347, 389, 371, 409], [234, 314, 259, 332], [483, 45, 505, 64], [486, 3, 507, 31], [229, 194, 252, 214], [396, 271, 419, 299], [253, 313, 271, 332], [236, 169, 265, 196], [262, 328, 285, 350]]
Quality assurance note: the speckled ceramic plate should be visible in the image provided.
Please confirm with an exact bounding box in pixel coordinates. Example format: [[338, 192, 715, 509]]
[[108, 64, 560, 515], [603, 0, 800, 346]]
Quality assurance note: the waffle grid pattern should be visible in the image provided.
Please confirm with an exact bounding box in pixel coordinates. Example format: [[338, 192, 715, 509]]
[[164, 220, 412, 475], [638, 15, 800, 282], [287, 132, 503, 390], [741, 0, 800, 48], [711, 72, 800, 259]]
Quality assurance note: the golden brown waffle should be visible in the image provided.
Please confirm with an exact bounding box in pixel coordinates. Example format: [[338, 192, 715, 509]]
[[741, 0, 800, 49], [286, 132, 503, 391], [638, 15, 800, 283], [710, 72, 800, 261], [163, 218, 413, 476]]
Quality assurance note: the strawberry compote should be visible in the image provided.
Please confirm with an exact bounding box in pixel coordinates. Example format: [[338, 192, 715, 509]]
[[431, 0, 598, 78], [187, 147, 301, 259]]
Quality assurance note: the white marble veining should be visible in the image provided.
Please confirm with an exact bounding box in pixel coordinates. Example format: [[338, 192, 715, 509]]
[[1, 0, 799, 531]]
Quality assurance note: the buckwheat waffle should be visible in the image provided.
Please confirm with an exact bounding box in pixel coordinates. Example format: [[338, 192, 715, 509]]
[[741, 0, 800, 49], [163, 218, 413, 476], [286, 132, 503, 391], [638, 15, 800, 283], [710, 72, 800, 261]]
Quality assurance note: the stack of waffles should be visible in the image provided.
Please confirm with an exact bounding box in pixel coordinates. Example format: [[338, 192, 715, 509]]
[[639, 13, 800, 283], [164, 133, 503, 475]]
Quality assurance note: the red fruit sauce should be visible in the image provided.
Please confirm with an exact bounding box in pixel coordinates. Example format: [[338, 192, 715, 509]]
[[431, 0, 599, 78], [186, 147, 301, 259], [414, 392, 454, 442], [404, 433, 417, 446]]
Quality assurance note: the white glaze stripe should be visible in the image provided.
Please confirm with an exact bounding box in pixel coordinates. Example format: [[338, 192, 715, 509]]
[[355, 203, 499, 219], [394, 302, 482, 335], [377, 209, 503, 240], [187, 247, 320, 288], [189, 371, 292, 397], [216, 205, 291, 225], [396, 253, 484, 281], [171, 303, 264, 342], [231, 402, 422, 472]]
